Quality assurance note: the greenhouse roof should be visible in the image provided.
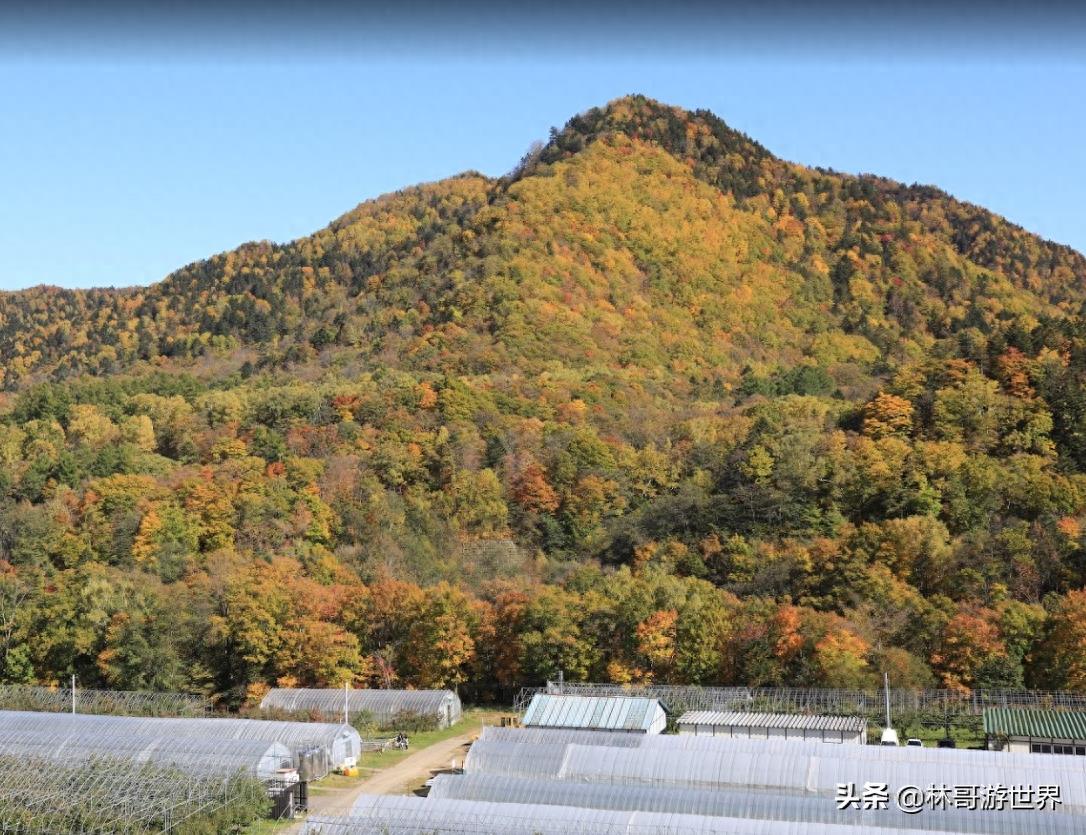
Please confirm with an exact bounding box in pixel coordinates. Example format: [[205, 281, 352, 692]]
[[464, 740, 572, 777], [522, 694, 664, 731], [0, 728, 292, 780], [0, 751, 265, 834], [299, 795, 973, 835], [464, 739, 1086, 808], [0, 710, 361, 763], [985, 708, 1086, 740], [261, 687, 459, 716], [483, 724, 1086, 770], [677, 711, 867, 732], [479, 726, 642, 747], [427, 773, 1083, 834]]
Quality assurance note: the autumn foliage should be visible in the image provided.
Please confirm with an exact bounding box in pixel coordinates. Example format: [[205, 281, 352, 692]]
[[0, 96, 1085, 701]]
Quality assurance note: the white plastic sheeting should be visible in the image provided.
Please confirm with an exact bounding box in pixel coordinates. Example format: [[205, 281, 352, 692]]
[[479, 725, 642, 747], [261, 688, 462, 728], [464, 738, 1086, 810], [634, 738, 1086, 768], [463, 740, 572, 777], [427, 773, 1083, 834], [541, 744, 1086, 809], [482, 725, 1086, 772], [634, 734, 1086, 772], [297, 796, 964, 835], [0, 709, 361, 768], [0, 729, 291, 780]]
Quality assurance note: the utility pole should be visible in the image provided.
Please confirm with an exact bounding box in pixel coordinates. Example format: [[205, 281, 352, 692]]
[[343, 680, 349, 726], [884, 672, 891, 729], [71, 674, 76, 714]]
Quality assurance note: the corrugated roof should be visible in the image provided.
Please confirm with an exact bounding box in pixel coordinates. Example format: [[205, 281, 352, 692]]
[[523, 695, 662, 731], [676, 711, 866, 733], [985, 708, 1086, 740]]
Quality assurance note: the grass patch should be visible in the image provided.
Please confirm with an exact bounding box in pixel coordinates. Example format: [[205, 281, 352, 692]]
[[885, 723, 985, 749], [243, 707, 509, 831], [243, 820, 295, 835], [354, 708, 506, 772], [307, 771, 362, 793]]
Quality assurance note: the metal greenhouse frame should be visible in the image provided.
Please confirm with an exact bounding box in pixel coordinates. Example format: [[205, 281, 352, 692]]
[[0, 685, 207, 717], [0, 753, 267, 833], [515, 682, 1086, 731]]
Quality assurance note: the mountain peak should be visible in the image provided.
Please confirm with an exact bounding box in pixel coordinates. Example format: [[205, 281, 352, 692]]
[[521, 94, 775, 199], [0, 95, 1083, 389]]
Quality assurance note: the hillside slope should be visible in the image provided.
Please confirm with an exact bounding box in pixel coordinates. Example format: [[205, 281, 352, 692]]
[[2, 96, 1086, 703], [2, 97, 1083, 390]]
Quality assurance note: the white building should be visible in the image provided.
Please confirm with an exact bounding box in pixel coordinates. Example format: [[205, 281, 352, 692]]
[[676, 710, 867, 744]]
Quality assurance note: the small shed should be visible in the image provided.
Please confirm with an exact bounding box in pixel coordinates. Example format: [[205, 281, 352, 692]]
[[676, 711, 867, 744], [985, 708, 1086, 755], [521, 694, 667, 734]]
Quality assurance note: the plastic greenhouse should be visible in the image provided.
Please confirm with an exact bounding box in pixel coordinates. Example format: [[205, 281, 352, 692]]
[[462, 738, 1086, 811], [305, 725, 1086, 835], [0, 710, 361, 775], [261, 687, 463, 728], [516, 682, 1086, 719], [480, 725, 1086, 771], [0, 728, 291, 780], [299, 796, 972, 835], [479, 725, 643, 747], [507, 743, 1086, 808], [427, 773, 1084, 834], [464, 740, 579, 777], [0, 752, 267, 833]]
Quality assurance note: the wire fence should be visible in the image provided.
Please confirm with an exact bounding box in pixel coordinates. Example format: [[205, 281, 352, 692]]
[[514, 682, 1086, 731], [0, 685, 209, 718]]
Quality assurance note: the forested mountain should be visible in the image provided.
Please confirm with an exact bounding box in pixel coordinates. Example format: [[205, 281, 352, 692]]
[[3, 95, 1086, 703]]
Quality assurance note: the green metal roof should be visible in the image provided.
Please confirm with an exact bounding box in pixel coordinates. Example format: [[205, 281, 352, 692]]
[[984, 708, 1086, 740]]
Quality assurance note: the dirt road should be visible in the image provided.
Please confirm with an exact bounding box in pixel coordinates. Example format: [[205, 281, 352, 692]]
[[286, 731, 475, 830]]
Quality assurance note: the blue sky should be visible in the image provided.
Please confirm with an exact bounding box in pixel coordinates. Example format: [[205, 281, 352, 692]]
[[1, 7, 1084, 290]]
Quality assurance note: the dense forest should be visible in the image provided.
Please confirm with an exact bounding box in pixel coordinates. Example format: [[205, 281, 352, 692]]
[[3, 95, 1086, 706]]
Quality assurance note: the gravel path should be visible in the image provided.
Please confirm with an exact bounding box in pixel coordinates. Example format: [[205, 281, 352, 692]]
[[284, 731, 475, 831]]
